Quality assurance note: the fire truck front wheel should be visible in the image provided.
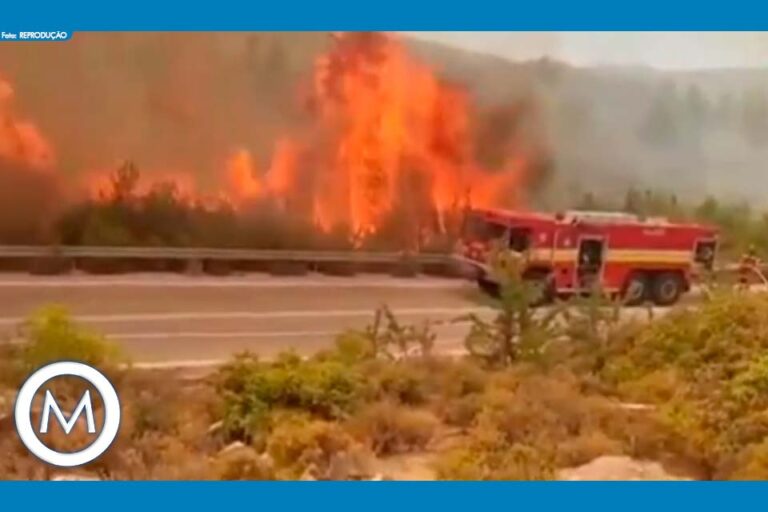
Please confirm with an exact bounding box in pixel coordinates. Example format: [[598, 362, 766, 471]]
[[477, 278, 501, 298], [621, 273, 649, 306], [650, 272, 684, 306]]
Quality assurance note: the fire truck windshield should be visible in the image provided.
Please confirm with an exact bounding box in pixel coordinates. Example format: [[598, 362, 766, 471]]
[[463, 215, 507, 243], [508, 228, 531, 252]]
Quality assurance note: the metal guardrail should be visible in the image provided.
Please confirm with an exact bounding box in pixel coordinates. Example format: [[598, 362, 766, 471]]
[[0, 245, 453, 265], [0, 246, 759, 281]]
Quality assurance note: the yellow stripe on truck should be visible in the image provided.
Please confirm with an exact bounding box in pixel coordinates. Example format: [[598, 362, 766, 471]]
[[528, 249, 691, 264], [606, 250, 691, 264], [529, 249, 577, 262]]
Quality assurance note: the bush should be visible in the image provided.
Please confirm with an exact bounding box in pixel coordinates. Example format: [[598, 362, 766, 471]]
[[430, 358, 488, 400], [216, 352, 368, 442], [365, 359, 432, 406], [726, 439, 768, 480], [215, 445, 275, 480], [434, 423, 555, 480], [348, 401, 439, 456], [11, 306, 125, 381], [429, 358, 489, 428], [433, 365, 633, 479], [346, 306, 436, 360], [600, 291, 768, 478], [266, 414, 372, 480], [327, 331, 377, 365], [555, 431, 624, 468], [94, 431, 214, 480], [437, 393, 485, 429]]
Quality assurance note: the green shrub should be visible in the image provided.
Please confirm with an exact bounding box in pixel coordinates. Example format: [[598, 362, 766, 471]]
[[460, 251, 562, 368], [15, 306, 125, 376], [555, 431, 624, 468], [215, 445, 276, 480], [348, 401, 439, 456], [328, 331, 377, 364], [344, 306, 436, 360], [216, 352, 367, 442], [434, 421, 555, 480], [433, 365, 631, 479], [600, 291, 768, 478], [365, 359, 432, 406], [429, 358, 488, 427], [266, 414, 371, 480], [725, 439, 768, 480], [437, 393, 484, 429], [604, 292, 768, 385]]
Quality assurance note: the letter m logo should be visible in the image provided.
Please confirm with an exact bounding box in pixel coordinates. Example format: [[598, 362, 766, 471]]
[[39, 389, 96, 435]]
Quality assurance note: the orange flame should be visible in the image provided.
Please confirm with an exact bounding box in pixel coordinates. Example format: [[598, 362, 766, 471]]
[[0, 33, 543, 246], [265, 139, 299, 199], [0, 77, 55, 170], [225, 149, 262, 202], [215, 33, 535, 241]]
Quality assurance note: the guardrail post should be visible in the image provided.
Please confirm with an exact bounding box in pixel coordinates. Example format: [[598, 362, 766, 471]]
[[185, 258, 204, 276], [317, 261, 358, 276], [391, 251, 420, 277], [29, 256, 73, 275], [267, 261, 309, 276], [421, 256, 463, 278], [204, 259, 232, 276]]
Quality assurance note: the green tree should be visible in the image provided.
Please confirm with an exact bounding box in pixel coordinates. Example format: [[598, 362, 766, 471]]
[[459, 250, 561, 368]]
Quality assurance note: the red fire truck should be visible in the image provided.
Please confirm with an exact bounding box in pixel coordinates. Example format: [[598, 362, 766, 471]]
[[455, 208, 718, 305]]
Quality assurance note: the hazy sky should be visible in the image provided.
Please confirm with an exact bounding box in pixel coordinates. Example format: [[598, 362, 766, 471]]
[[406, 32, 768, 70]]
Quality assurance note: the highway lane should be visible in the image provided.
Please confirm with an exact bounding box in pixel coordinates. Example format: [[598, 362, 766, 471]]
[[0, 273, 487, 364], [0, 273, 689, 366]]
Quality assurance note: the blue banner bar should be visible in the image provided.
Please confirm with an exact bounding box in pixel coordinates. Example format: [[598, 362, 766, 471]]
[[3, 0, 768, 29], [2, 481, 767, 511]]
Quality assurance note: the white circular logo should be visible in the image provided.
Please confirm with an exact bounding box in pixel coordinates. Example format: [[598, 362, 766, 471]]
[[14, 361, 121, 467]]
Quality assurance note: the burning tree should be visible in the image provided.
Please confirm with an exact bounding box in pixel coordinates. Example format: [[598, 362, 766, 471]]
[[0, 33, 551, 250], [224, 32, 547, 248]]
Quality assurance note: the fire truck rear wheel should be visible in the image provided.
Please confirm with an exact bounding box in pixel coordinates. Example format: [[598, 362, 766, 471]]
[[651, 272, 684, 306], [621, 273, 648, 306]]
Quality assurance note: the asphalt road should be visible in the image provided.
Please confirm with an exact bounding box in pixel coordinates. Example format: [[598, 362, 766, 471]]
[[0, 273, 691, 367], [0, 273, 490, 366]]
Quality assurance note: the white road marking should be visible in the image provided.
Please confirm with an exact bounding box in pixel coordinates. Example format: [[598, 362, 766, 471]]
[[89, 322, 474, 341], [0, 306, 492, 326], [115, 330, 339, 340]]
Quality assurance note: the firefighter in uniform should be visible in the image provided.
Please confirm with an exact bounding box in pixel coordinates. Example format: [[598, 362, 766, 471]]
[[738, 245, 761, 289]]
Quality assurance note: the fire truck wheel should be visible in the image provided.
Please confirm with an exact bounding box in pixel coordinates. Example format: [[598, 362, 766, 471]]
[[621, 273, 648, 306], [651, 272, 684, 306], [477, 278, 500, 298]]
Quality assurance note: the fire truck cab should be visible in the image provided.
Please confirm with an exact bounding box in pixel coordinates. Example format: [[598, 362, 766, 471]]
[[455, 208, 718, 306]]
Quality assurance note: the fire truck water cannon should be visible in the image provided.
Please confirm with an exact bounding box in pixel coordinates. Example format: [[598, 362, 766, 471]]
[[454, 208, 719, 306]]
